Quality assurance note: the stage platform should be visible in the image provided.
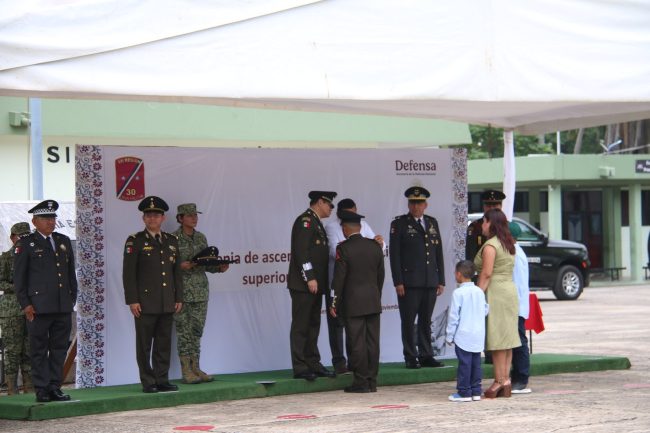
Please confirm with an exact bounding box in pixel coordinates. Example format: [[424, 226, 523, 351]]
[[0, 353, 631, 421]]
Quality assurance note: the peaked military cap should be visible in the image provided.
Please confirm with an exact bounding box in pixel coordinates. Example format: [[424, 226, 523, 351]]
[[481, 189, 506, 203], [192, 246, 235, 266], [176, 203, 202, 217], [10, 222, 31, 236], [28, 199, 59, 217], [337, 198, 356, 210], [192, 246, 219, 265], [404, 186, 430, 201], [138, 196, 169, 213], [308, 191, 337, 206], [338, 210, 364, 224]]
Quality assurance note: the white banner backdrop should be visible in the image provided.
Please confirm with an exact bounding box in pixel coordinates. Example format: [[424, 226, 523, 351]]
[[75, 145, 467, 387]]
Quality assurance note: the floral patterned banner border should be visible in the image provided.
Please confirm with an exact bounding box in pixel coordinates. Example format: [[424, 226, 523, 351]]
[[75, 145, 106, 387], [452, 148, 468, 265]]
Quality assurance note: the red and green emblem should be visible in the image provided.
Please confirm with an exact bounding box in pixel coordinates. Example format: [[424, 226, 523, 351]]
[[115, 156, 145, 201]]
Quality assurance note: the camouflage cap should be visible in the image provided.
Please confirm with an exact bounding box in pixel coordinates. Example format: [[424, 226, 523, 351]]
[[10, 222, 31, 236], [176, 203, 202, 216]]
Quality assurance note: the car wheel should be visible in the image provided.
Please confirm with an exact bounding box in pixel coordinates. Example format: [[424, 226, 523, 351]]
[[553, 265, 584, 300]]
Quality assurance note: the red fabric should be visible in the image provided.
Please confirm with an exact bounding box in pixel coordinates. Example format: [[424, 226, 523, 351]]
[[525, 293, 545, 334]]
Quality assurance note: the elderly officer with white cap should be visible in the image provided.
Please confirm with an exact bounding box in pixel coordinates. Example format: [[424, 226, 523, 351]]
[[123, 196, 183, 393], [13, 200, 77, 402], [389, 186, 446, 369]]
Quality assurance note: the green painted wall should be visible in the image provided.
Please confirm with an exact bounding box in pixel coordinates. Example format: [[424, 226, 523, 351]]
[[469, 154, 650, 188], [39, 99, 471, 144], [0, 97, 28, 136]]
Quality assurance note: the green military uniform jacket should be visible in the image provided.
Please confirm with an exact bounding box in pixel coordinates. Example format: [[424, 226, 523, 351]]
[[465, 218, 484, 261], [389, 214, 446, 288], [0, 249, 23, 317], [287, 208, 329, 293], [331, 234, 385, 318], [172, 227, 221, 303], [123, 230, 183, 314]]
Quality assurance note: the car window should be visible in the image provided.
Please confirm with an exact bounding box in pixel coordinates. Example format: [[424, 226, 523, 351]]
[[514, 220, 539, 242]]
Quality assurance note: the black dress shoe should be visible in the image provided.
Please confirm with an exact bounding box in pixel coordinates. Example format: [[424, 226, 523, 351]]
[[49, 388, 71, 401], [344, 384, 371, 393], [405, 360, 421, 369], [420, 358, 444, 368], [142, 385, 159, 393], [36, 390, 51, 402], [334, 364, 350, 375], [293, 371, 317, 381], [156, 382, 179, 392], [314, 367, 336, 378]]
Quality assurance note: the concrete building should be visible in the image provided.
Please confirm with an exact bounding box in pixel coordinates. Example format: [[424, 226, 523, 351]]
[[468, 154, 650, 282]]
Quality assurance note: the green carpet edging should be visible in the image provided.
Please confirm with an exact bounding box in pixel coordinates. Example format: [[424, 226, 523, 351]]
[[0, 353, 631, 421]]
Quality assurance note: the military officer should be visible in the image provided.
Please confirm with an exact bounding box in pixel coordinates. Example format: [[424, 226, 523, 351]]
[[324, 198, 384, 374], [389, 186, 446, 369], [123, 196, 183, 393], [287, 190, 337, 381], [466, 189, 506, 261], [14, 200, 77, 402], [173, 203, 228, 384], [0, 222, 33, 395], [330, 211, 385, 393]]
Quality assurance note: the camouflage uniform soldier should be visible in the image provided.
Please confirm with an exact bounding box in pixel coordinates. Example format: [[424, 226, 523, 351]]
[[0, 222, 33, 395], [173, 203, 228, 384]]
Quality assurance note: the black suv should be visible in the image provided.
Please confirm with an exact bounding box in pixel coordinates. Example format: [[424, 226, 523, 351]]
[[468, 214, 590, 300]]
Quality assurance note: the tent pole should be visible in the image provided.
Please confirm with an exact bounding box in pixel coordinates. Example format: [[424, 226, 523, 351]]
[[29, 98, 44, 200], [502, 130, 515, 220]]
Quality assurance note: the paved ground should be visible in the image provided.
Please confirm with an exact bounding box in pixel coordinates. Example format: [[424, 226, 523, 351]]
[[2, 284, 649, 433]]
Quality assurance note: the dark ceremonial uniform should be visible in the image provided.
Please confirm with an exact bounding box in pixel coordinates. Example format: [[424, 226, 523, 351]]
[[123, 230, 183, 388], [467, 189, 506, 261], [389, 213, 445, 365], [331, 232, 385, 391], [14, 231, 76, 396], [465, 218, 484, 262], [287, 208, 330, 375]]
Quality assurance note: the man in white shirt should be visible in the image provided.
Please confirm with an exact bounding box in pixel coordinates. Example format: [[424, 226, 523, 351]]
[[510, 222, 532, 394], [325, 198, 384, 374]]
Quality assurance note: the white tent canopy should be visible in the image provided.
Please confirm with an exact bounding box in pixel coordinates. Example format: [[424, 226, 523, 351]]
[[1, 0, 650, 134]]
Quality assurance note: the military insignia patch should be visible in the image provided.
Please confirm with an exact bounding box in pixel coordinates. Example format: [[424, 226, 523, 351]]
[[115, 156, 145, 201], [303, 221, 311, 228], [14, 246, 21, 254], [60, 244, 66, 251], [125, 246, 133, 254]]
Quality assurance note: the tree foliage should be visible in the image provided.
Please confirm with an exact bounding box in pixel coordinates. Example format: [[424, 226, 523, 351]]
[[463, 122, 649, 159]]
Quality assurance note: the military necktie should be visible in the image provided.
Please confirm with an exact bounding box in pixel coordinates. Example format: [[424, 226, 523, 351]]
[[417, 218, 425, 231], [46, 236, 55, 252]]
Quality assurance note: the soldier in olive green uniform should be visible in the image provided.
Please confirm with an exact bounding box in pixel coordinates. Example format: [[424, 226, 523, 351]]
[[0, 222, 33, 395], [123, 196, 183, 393], [287, 190, 337, 381], [173, 203, 228, 384], [466, 190, 506, 261], [330, 211, 385, 393]]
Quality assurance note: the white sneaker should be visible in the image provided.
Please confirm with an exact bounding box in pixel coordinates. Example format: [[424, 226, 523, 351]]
[[448, 393, 472, 402], [511, 383, 532, 394], [472, 395, 481, 401]]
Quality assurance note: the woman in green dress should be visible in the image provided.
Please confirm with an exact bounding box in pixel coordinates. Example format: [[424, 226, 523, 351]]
[[474, 208, 520, 398]]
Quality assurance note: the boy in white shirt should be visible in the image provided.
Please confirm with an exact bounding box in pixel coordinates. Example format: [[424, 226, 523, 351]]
[[445, 260, 489, 402]]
